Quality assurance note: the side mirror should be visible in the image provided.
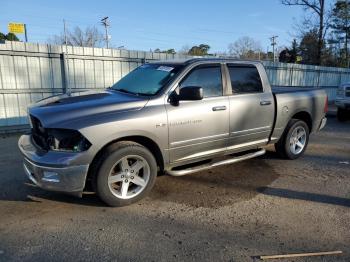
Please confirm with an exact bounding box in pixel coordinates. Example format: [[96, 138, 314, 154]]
[[179, 86, 203, 101]]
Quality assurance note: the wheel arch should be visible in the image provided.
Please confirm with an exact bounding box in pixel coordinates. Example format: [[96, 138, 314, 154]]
[[291, 111, 313, 132], [86, 135, 165, 190]]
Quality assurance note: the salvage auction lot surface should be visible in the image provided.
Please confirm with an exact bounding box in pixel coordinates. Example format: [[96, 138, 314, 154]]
[[0, 117, 349, 262]]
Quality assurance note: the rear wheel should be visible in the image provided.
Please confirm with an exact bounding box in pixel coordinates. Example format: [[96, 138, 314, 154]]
[[275, 119, 309, 160], [95, 141, 157, 207]]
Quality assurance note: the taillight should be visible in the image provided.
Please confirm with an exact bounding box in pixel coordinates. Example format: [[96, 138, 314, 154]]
[[324, 95, 328, 113]]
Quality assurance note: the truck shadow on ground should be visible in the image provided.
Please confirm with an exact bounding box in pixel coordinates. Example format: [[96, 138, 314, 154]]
[[257, 187, 350, 208], [0, 156, 281, 208], [0, 182, 105, 207], [149, 158, 280, 208]]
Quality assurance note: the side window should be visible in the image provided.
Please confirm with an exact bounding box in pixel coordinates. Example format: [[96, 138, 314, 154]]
[[228, 65, 263, 94], [180, 65, 222, 98]]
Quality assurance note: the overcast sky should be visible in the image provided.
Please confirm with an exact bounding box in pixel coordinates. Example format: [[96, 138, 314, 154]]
[[1, 0, 304, 52]]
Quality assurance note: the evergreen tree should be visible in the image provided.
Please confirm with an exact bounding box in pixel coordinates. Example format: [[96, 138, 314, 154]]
[[188, 44, 210, 56], [330, 0, 350, 67], [299, 29, 319, 65], [6, 33, 19, 41], [0, 32, 20, 41]]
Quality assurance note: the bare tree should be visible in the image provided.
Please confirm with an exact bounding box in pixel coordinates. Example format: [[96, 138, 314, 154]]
[[213, 51, 229, 58], [49, 26, 104, 47], [178, 45, 191, 55], [282, 0, 325, 65], [228, 36, 262, 59]]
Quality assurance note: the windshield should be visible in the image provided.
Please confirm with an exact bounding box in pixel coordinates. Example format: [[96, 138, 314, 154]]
[[111, 63, 184, 96]]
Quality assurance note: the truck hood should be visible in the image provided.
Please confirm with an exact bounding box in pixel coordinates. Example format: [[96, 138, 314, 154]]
[[29, 90, 149, 128]]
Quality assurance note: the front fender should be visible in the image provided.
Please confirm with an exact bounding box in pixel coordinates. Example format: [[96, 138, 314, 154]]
[[79, 104, 169, 166]]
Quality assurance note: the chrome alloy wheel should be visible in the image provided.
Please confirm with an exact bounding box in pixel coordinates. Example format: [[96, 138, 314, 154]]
[[289, 126, 307, 155], [108, 155, 150, 200]]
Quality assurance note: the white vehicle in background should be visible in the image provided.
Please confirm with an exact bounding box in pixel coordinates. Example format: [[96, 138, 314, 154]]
[[335, 84, 350, 121]]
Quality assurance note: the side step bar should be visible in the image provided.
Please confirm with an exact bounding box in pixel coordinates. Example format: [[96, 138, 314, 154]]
[[167, 148, 266, 177]]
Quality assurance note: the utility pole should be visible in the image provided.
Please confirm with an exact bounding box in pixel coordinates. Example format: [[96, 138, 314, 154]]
[[101, 17, 110, 49], [270, 35, 278, 62], [63, 19, 68, 46]]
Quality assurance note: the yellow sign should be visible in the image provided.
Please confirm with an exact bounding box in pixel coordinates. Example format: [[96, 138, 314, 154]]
[[8, 23, 25, 34]]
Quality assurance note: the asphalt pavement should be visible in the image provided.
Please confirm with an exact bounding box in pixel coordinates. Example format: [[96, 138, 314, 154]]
[[0, 116, 349, 262]]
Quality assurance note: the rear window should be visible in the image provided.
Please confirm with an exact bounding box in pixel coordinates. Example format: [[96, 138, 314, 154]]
[[228, 65, 263, 94]]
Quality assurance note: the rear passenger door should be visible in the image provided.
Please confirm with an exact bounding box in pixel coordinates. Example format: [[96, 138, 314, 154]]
[[226, 63, 274, 149]]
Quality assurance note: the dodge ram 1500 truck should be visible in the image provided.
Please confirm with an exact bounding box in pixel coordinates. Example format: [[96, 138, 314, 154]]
[[18, 58, 328, 206]]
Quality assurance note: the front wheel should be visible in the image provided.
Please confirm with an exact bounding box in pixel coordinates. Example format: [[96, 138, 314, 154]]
[[275, 119, 310, 160], [95, 141, 157, 207]]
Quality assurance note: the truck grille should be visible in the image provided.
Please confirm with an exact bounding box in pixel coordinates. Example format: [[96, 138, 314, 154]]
[[30, 115, 49, 150]]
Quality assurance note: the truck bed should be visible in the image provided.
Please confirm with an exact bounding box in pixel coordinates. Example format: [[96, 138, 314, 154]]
[[272, 86, 318, 94], [269, 86, 327, 142]]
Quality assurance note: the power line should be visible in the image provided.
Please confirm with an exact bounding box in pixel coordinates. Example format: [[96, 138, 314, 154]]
[[1, 14, 284, 53], [1, 14, 278, 48]]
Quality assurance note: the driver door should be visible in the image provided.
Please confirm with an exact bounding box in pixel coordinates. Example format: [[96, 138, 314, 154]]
[[165, 64, 230, 164]]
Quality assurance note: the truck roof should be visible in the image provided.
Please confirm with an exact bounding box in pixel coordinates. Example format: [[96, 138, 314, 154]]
[[149, 57, 263, 66]]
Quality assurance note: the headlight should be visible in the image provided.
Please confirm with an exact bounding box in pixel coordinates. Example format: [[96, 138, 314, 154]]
[[46, 128, 91, 152]]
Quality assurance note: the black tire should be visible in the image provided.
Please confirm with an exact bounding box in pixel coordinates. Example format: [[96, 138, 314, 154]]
[[95, 141, 157, 207], [274, 119, 310, 160], [337, 108, 348, 122]]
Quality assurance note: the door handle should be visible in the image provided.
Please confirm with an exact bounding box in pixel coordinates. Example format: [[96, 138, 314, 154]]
[[212, 106, 227, 111], [260, 100, 272, 106]]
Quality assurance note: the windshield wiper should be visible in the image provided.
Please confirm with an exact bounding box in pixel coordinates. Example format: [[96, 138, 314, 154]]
[[113, 88, 138, 95], [113, 88, 152, 96]]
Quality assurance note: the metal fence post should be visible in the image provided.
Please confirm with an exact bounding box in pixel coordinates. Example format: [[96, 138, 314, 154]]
[[60, 52, 70, 94], [338, 71, 342, 86], [289, 66, 293, 87], [317, 69, 321, 88]]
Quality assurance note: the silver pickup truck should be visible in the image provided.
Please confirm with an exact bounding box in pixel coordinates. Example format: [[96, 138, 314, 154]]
[[18, 58, 328, 206]]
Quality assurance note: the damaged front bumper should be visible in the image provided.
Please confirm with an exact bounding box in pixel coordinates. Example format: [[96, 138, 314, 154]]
[[18, 134, 89, 196]]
